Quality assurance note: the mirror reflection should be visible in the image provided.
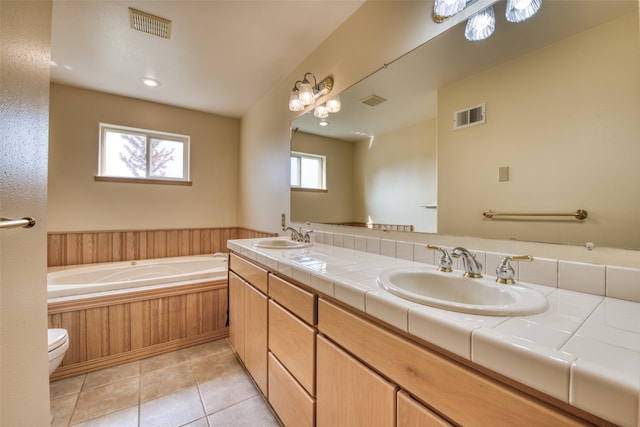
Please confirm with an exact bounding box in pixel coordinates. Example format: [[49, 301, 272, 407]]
[[291, 0, 639, 249]]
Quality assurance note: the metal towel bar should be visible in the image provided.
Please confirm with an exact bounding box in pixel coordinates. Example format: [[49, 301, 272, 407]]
[[0, 217, 36, 230], [483, 210, 588, 220]]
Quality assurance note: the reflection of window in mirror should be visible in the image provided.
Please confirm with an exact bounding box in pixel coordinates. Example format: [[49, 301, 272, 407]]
[[290, 151, 327, 191]]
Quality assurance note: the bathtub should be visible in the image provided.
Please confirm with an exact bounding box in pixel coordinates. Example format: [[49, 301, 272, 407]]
[[48, 255, 228, 299]]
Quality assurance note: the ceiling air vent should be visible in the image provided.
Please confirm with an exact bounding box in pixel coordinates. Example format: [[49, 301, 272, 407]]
[[453, 103, 486, 130], [361, 95, 387, 107], [129, 8, 172, 39]]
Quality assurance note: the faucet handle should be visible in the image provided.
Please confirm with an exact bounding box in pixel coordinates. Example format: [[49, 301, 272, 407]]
[[426, 245, 453, 272], [496, 255, 533, 284]]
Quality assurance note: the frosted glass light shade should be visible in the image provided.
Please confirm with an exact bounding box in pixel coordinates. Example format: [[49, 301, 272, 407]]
[[433, 0, 467, 19], [505, 0, 542, 23], [298, 78, 315, 106], [289, 90, 304, 111], [465, 6, 496, 41], [326, 95, 341, 113], [314, 104, 329, 118]]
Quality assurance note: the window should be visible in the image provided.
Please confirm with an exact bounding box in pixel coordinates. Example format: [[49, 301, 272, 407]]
[[290, 151, 326, 191], [98, 123, 190, 184]]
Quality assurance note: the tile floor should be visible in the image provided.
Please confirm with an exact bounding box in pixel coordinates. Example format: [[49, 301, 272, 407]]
[[50, 339, 281, 426]]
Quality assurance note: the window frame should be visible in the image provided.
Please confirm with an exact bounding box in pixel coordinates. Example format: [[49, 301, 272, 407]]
[[290, 151, 327, 191], [97, 123, 191, 185]]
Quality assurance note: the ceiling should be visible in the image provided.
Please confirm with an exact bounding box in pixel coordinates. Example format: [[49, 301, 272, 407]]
[[50, 0, 365, 118]]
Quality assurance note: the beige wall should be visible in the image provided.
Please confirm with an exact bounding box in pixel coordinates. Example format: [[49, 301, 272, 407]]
[[48, 84, 240, 232], [1, 0, 52, 424], [437, 12, 640, 248], [291, 132, 354, 224], [354, 118, 437, 232]]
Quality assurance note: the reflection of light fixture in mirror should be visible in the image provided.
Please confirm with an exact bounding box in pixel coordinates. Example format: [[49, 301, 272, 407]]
[[288, 72, 334, 111], [319, 119, 329, 127], [433, 0, 467, 22], [465, 6, 496, 41], [325, 95, 341, 113], [505, 0, 542, 23], [314, 103, 329, 118]]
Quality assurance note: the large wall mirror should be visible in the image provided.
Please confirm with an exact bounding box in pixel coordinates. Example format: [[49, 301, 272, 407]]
[[291, 0, 639, 249]]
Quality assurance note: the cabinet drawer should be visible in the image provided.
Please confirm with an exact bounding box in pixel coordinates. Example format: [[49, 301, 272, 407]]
[[229, 253, 268, 294], [269, 300, 316, 395], [318, 299, 588, 427], [269, 274, 316, 325], [268, 352, 315, 427], [397, 390, 453, 427]]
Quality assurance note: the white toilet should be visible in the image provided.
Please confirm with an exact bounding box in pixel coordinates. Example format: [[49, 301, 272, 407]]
[[48, 328, 69, 375]]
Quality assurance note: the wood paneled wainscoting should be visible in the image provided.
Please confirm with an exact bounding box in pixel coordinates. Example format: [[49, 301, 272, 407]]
[[47, 227, 276, 380], [47, 227, 277, 267], [48, 279, 228, 380]]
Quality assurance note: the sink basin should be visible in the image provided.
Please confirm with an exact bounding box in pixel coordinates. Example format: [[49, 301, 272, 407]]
[[376, 267, 548, 316], [253, 239, 312, 249]]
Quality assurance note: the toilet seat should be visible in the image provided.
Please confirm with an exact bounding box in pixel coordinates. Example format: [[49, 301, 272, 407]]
[[48, 328, 68, 352]]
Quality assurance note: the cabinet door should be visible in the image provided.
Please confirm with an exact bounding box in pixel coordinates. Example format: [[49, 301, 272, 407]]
[[316, 335, 396, 427], [228, 272, 245, 360], [244, 283, 268, 396], [397, 390, 453, 427]]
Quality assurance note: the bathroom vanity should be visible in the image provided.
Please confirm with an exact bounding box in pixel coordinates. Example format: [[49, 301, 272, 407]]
[[227, 236, 640, 426]]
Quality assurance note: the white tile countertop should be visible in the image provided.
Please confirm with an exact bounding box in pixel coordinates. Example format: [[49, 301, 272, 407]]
[[228, 236, 640, 427]]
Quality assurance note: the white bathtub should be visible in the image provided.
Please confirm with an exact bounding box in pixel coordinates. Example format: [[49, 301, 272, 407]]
[[47, 255, 228, 299]]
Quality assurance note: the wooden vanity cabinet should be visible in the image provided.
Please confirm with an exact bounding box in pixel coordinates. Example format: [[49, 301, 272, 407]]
[[316, 334, 397, 427], [228, 254, 269, 396], [317, 298, 589, 427], [397, 391, 453, 427], [267, 273, 317, 427]]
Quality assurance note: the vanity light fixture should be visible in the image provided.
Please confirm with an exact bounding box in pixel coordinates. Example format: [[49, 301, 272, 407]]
[[288, 72, 334, 111], [434, 0, 542, 41], [465, 6, 496, 41], [505, 0, 542, 23]]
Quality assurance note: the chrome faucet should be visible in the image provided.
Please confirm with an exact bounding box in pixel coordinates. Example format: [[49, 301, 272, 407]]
[[283, 226, 304, 241], [496, 255, 533, 284], [426, 245, 453, 272], [451, 247, 483, 278]]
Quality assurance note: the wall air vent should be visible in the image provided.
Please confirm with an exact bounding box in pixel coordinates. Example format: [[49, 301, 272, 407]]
[[129, 8, 172, 39], [453, 103, 486, 130], [361, 95, 387, 107]]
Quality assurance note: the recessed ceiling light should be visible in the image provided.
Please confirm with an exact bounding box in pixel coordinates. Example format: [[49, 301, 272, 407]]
[[140, 77, 161, 87], [319, 119, 329, 127]]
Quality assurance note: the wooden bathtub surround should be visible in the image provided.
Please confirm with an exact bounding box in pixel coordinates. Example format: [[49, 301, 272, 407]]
[[227, 251, 615, 427], [48, 279, 228, 380], [47, 227, 276, 267]]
